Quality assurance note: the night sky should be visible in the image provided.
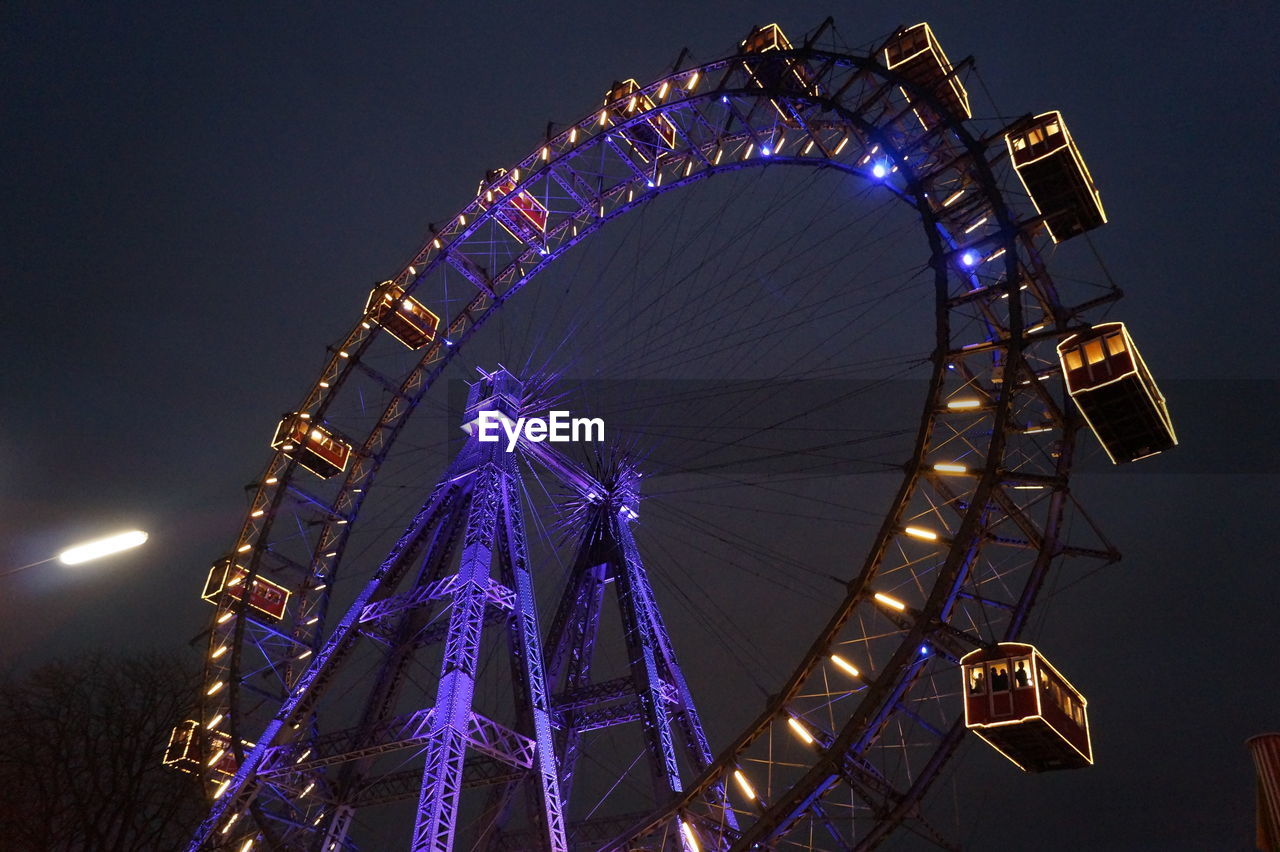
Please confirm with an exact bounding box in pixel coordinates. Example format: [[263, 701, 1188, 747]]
[[3, 2, 1278, 850]]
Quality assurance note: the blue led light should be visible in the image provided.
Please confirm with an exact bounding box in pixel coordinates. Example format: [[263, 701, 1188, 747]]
[[647, 180, 655, 188], [871, 162, 889, 179], [961, 251, 979, 267], [919, 644, 929, 656], [761, 146, 772, 157]]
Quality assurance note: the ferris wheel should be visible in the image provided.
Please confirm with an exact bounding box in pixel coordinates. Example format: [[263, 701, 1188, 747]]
[[166, 19, 1177, 851]]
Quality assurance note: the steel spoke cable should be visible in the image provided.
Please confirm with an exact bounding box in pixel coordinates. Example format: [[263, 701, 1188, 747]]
[[642, 499, 839, 600]]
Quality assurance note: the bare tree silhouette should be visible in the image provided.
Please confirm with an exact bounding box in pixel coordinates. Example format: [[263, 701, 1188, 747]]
[[0, 651, 205, 851]]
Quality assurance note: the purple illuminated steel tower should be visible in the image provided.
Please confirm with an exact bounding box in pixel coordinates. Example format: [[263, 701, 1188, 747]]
[[185, 368, 713, 851]]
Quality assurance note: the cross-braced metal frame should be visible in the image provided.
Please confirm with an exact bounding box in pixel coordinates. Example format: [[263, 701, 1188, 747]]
[[190, 369, 726, 850], [190, 19, 1126, 851]]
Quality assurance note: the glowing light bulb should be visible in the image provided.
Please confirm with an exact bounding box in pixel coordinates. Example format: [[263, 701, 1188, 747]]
[[874, 592, 907, 611], [787, 716, 815, 744], [830, 654, 860, 678], [680, 820, 701, 852]]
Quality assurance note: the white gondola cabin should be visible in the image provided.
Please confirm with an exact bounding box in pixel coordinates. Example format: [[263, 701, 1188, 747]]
[[962, 643, 1092, 772], [365, 281, 440, 350], [883, 23, 971, 124], [202, 559, 291, 621], [477, 168, 550, 245], [603, 80, 678, 163], [1006, 111, 1106, 243], [1057, 322, 1176, 464], [271, 414, 352, 479]]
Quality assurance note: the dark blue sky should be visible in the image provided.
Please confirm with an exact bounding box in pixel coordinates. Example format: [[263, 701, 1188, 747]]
[[2, 2, 1277, 849]]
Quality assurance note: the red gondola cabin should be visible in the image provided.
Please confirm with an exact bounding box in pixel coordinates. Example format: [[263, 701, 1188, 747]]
[[883, 23, 971, 125], [477, 168, 550, 245], [365, 282, 440, 350], [202, 559, 291, 622], [203, 730, 243, 778], [1057, 322, 1176, 464], [603, 80, 678, 163], [272, 415, 352, 479], [962, 643, 1092, 772], [1006, 111, 1106, 243]]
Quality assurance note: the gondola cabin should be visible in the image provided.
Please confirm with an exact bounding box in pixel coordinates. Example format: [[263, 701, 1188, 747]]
[[271, 414, 352, 478], [477, 168, 550, 245], [1057, 322, 1176, 464], [163, 721, 243, 777], [603, 80, 678, 163], [740, 24, 817, 126], [203, 730, 243, 778], [1005, 111, 1106, 243], [962, 643, 1092, 772], [883, 23, 971, 125], [202, 559, 291, 621], [365, 282, 440, 350], [163, 719, 202, 774], [742, 20, 792, 54]]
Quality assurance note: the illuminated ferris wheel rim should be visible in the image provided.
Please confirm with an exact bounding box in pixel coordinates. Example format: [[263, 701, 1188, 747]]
[[192, 19, 1146, 850], [233, 40, 1035, 606]]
